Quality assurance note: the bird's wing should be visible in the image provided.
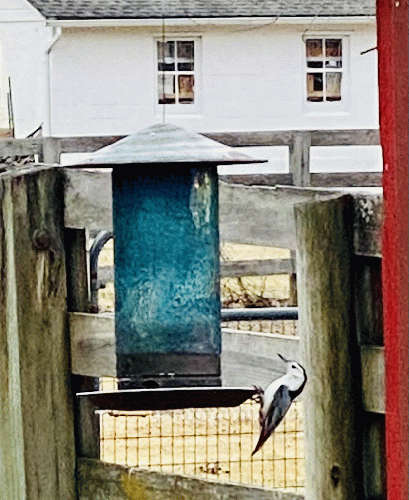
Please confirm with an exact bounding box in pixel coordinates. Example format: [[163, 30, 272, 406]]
[[252, 385, 292, 456]]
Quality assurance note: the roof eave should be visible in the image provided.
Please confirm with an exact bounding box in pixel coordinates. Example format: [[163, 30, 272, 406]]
[[45, 15, 376, 28]]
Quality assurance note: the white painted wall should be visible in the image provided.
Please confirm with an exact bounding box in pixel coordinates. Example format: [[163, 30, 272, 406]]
[[52, 21, 380, 172], [49, 21, 378, 137], [0, 0, 52, 136]]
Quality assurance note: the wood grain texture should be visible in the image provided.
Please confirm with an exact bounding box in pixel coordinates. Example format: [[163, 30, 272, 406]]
[[352, 194, 382, 258], [218, 172, 381, 188], [77, 458, 304, 500], [221, 173, 293, 186], [0, 166, 76, 500], [360, 346, 385, 414], [39, 137, 61, 164], [289, 131, 311, 187], [65, 228, 89, 313], [64, 168, 113, 231], [65, 228, 100, 459], [0, 138, 41, 156], [70, 312, 117, 377], [69, 312, 385, 411], [295, 194, 362, 500], [69, 312, 299, 387], [219, 183, 334, 249], [353, 256, 383, 345], [64, 170, 382, 255], [0, 130, 379, 160], [98, 258, 295, 285], [311, 172, 382, 187], [220, 258, 295, 277]]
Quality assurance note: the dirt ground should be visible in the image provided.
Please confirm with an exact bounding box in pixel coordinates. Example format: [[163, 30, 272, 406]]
[[97, 242, 305, 492]]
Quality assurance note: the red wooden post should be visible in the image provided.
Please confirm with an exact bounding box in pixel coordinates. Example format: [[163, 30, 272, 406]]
[[376, 1, 408, 499]]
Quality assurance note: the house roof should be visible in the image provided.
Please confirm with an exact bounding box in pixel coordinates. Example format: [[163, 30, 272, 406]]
[[26, 0, 375, 20]]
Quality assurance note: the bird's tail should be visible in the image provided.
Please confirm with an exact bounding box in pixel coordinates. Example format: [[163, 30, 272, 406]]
[[251, 428, 269, 456]]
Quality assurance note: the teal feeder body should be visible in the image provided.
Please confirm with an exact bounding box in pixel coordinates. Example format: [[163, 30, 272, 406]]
[[113, 166, 221, 379], [70, 124, 265, 386]]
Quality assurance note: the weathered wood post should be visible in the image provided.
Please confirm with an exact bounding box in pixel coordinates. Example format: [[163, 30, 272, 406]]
[[0, 166, 76, 499], [288, 131, 312, 306], [295, 194, 362, 500], [65, 227, 100, 459], [289, 131, 311, 188]]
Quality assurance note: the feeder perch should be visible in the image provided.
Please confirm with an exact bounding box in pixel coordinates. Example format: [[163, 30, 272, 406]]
[[69, 123, 265, 409]]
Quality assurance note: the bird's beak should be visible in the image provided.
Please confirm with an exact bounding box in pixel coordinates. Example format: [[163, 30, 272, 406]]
[[278, 353, 289, 363]]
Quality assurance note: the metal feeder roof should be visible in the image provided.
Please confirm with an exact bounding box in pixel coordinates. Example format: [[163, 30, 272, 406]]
[[68, 123, 267, 167], [77, 387, 256, 411]]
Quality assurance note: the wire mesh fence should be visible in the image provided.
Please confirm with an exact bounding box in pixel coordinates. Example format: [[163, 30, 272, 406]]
[[99, 392, 304, 492], [96, 240, 304, 491]]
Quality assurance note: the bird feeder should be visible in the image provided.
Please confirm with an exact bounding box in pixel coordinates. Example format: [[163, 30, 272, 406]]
[[70, 123, 264, 404]]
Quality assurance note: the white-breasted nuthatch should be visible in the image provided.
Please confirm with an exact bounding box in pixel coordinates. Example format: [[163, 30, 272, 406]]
[[252, 353, 307, 455]]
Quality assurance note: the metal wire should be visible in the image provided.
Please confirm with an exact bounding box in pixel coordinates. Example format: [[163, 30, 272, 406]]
[[99, 397, 304, 492]]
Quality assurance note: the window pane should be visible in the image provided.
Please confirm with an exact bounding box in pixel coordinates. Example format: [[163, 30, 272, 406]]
[[326, 39, 342, 58], [158, 41, 175, 71], [326, 72, 342, 101], [178, 75, 194, 103], [177, 41, 194, 71], [325, 59, 342, 68], [306, 39, 322, 58], [307, 61, 323, 68], [326, 39, 342, 68], [158, 74, 175, 104], [307, 73, 323, 101]]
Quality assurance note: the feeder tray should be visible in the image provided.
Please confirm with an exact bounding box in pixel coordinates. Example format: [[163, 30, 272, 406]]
[[77, 387, 256, 411]]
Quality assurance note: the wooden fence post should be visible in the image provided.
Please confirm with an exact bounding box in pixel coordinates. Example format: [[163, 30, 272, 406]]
[[39, 137, 61, 164], [289, 131, 311, 187], [295, 194, 362, 500], [0, 166, 76, 499], [288, 131, 311, 305], [65, 227, 101, 459]]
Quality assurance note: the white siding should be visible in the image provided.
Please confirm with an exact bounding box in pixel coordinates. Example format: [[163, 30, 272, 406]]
[[0, 0, 43, 22], [50, 22, 378, 137], [0, 0, 48, 135], [50, 28, 156, 136]]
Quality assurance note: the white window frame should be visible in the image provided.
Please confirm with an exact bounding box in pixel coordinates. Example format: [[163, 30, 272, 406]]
[[303, 34, 350, 115], [154, 36, 201, 115]]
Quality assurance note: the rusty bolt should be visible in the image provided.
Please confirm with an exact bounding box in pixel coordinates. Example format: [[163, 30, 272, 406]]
[[33, 228, 52, 251]]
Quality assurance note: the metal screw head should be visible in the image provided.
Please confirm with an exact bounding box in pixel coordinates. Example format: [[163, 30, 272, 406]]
[[33, 228, 52, 250]]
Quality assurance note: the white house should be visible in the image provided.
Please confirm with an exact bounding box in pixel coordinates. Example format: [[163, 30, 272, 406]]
[[0, 0, 380, 171]]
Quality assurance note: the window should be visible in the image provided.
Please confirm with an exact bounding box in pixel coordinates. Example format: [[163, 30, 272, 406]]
[[305, 38, 343, 102], [157, 40, 195, 105]]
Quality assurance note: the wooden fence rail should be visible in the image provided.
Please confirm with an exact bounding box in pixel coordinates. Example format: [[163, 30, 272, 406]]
[[96, 258, 295, 288], [69, 312, 384, 414], [78, 458, 304, 500], [1, 128, 381, 188], [64, 168, 382, 253]]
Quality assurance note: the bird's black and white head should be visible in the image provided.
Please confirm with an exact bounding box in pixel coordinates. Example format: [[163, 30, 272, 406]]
[[278, 353, 307, 394]]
